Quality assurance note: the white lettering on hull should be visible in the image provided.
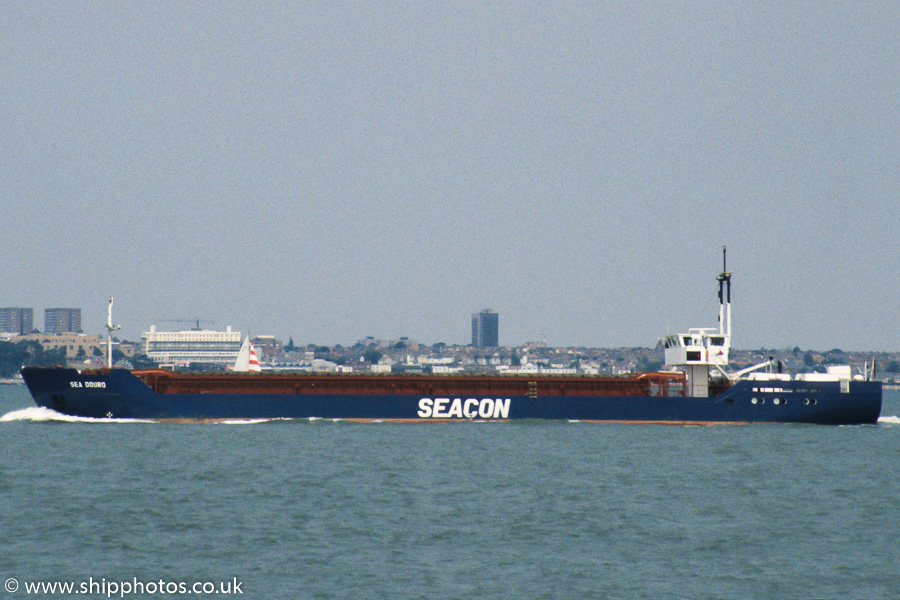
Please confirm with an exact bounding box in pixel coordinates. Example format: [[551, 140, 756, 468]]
[[417, 397, 511, 419], [70, 381, 106, 389]]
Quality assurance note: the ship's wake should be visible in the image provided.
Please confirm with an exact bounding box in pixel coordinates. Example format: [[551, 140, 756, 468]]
[[0, 406, 153, 424], [3, 406, 898, 426], [0, 409, 319, 425]]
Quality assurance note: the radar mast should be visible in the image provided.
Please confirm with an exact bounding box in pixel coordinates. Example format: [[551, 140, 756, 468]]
[[106, 297, 121, 369], [716, 246, 732, 338]]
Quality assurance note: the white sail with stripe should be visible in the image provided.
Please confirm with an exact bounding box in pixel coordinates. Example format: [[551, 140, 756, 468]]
[[232, 336, 261, 372]]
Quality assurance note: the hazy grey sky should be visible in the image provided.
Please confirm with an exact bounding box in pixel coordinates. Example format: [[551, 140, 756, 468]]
[[2, 2, 898, 350]]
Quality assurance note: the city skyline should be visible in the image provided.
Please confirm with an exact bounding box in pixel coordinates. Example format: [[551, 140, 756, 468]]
[[3, 301, 895, 356], [2, 4, 898, 351]]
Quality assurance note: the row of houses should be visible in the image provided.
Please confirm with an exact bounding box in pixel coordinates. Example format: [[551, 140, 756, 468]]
[[5, 322, 899, 379]]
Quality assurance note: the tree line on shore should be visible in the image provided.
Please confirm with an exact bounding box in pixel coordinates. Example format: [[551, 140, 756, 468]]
[[0, 340, 67, 378]]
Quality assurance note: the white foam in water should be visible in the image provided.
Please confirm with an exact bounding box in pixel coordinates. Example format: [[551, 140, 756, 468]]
[[0, 409, 342, 425], [5, 406, 897, 425], [0, 406, 152, 423]]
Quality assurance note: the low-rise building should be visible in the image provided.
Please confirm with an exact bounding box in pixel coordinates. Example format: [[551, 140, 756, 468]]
[[15, 332, 105, 363], [250, 336, 282, 361]]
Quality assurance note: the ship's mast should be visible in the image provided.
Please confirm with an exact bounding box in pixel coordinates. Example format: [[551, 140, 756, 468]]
[[106, 296, 121, 369], [716, 246, 732, 338]]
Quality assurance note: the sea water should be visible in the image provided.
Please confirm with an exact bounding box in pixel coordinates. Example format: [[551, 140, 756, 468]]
[[1, 384, 898, 600]]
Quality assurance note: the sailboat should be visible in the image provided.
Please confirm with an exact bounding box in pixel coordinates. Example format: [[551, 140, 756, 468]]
[[231, 336, 261, 372]]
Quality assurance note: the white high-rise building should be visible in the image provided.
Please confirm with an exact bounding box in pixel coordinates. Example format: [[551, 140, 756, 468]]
[[142, 325, 242, 366]]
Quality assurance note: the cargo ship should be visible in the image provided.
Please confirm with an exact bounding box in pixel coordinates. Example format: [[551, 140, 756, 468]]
[[20, 250, 882, 424]]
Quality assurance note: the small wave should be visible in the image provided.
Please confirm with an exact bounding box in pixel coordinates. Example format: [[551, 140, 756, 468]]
[[878, 415, 900, 425], [218, 417, 374, 425], [0, 406, 152, 424]]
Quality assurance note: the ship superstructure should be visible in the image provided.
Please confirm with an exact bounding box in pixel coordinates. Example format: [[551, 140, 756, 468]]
[[662, 246, 733, 397]]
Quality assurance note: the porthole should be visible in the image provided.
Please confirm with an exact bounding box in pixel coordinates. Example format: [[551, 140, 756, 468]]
[[773, 397, 785, 405], [803, 398, 810, 405], [751, 398, 759, 405], [810, 398, 817, 405]]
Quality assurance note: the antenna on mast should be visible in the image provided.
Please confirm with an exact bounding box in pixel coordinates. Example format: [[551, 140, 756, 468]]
[[106, 296, 122, 369], [716, 246, 732, 337]]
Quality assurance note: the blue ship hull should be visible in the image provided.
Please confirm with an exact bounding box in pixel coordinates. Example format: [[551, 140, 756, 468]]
[[21, 367, 882, 425]]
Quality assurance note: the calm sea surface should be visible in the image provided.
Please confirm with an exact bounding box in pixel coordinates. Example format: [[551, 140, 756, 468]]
[[1, 384, 898, 600]]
